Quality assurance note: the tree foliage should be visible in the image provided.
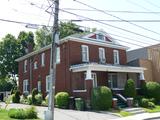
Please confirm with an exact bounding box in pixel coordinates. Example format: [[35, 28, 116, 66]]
[[35, 22, 84, 49], [124, 79, 136, 98]]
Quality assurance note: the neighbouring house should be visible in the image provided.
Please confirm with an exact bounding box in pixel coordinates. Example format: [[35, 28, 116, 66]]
[[127, 44, 160, 83], [15, 30, 145, 100]]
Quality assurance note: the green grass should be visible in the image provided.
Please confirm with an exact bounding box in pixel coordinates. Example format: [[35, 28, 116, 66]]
[[110, 109, 132, 117], [145, 105, 160, 113], [0, 109, 40, 120], [119, 111, 133, 117]]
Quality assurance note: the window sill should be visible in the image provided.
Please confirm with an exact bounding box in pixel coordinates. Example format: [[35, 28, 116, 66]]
[[73, 90, 87, 92]]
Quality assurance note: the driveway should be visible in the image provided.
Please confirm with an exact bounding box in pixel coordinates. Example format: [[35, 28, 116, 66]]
[[0, 102, 120, 120]]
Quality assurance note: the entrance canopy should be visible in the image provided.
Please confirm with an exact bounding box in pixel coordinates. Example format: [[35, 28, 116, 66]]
[[70, 63, 145, 73]]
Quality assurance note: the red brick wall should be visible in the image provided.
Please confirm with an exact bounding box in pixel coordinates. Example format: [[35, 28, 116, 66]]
[[18, 40, 127, 97]]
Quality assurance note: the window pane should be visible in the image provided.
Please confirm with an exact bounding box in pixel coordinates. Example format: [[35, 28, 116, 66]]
[[56, 47, 60, 64], [72, 73, 85, 90]]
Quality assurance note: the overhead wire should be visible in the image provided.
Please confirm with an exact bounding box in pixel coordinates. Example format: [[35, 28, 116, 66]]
[[73, 0, 160, 36]]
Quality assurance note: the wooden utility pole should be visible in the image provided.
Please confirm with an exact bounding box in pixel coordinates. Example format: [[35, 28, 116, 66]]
[[45, 0, 59, 120]]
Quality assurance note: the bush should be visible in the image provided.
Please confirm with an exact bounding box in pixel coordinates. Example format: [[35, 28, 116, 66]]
[[146, 82, 160, 101], [91, 86, 112, 110], [27, 94, 32, 105], [35, 93, 43, 105], [124, 79, 136, 98], [25, 107, 37, 119], [148, 102, 155, 109], [8, 107, 37, 119], [14, 90, 20, 103], [32, 88, 38, 105], [45, 95, 49, 105], [55, 92, 69, 109], [140, 98, 149, 108], [8, 108, 26, 119]]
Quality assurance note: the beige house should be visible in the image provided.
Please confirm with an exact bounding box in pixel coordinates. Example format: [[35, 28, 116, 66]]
[[127, 44, 160, 82]]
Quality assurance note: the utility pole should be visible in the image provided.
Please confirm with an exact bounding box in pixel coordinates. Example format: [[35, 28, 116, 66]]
[[45, 0, 59, 120]]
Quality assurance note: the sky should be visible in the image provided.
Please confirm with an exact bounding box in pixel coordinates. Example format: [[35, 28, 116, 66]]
[[0, 0, 160, 50]]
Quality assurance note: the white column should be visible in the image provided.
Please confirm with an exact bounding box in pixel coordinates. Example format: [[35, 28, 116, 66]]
[[85, 69, 92, 80], [139, 72, 145, 80]]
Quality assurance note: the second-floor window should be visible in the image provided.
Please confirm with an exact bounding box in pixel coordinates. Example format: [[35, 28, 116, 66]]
[[41, 53, 45, 66], [81, 45, 89, 62], [24, 60, 27, 72], [99, 48, 106, 63], [56, 47, 60, 64], [113, 50, 119, 64], [38, 81, 41, 92], [34, 61, 38, 69], [46, 75, 51, 92]]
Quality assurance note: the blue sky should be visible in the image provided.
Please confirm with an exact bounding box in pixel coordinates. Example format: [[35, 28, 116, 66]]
[[0, 0, 160, 50]]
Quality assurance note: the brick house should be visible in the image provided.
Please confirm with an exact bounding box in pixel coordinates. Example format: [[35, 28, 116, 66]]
[[16, 30, 145, 100]]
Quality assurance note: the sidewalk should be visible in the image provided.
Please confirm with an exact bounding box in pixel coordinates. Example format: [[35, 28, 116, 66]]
[[113, 113, 160, 120]]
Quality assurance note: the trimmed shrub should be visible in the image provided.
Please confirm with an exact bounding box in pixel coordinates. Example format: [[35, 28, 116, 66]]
[[91, 86, 112, 110], [140, 98, 149, 108], [55, 92, 69, 109], [45, 95, 49, 105], [32, 88, 38, 105], [148, 102, 155, 109], [146, 82, 160, 101], [14, 90, 20, 103], [8, 107, 37, 119], [25, 107, 37, 119], [8, 108, 26, 119], [124, 79, 136, 98], [35, 93, 43, 105], [27, 94, 32, 105]]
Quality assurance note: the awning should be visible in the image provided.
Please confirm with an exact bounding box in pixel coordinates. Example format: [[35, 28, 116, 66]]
[[70, 63, 145, 73]]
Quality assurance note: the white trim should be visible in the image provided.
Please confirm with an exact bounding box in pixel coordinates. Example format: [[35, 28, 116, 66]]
[[24, 60, 27, 73], [73, 90, 87, 92], [70, 63, 145, 73]]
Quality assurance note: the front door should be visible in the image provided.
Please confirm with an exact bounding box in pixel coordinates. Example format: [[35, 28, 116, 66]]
[[108, 73, 118, 89]]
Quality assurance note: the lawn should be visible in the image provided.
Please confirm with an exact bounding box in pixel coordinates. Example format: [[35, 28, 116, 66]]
[[0, 109, 15, 120], [145, 105, 160, 113], [0, 109, 40, 120]]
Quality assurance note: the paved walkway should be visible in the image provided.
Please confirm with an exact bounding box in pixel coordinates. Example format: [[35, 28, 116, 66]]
[[0, 102, 119, 120]]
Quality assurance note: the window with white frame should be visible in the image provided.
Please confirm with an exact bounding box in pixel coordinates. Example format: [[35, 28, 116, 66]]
[[41, 53, 45, 66], [113, 50, 119, 64], [96, 34, 105, 41], [81, 45, 89, 62], [38, 81, 41, 92], [23, 79, 29, 93], [46, 75, 51, 92], [34, 61, 38, 69], [24, 60, 27, 72], [99, 48, 106, 63], [56, 47, 60, 64]]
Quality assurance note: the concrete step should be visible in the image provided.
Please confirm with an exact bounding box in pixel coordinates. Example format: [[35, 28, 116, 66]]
[[123, 107, 146, 115]]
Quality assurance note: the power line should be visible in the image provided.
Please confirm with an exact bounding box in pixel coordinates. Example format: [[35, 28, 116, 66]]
[[0, 18, 51, 27], [60, 9, 160, 42], [62, 8, 160, 14], [62, 19, 160, 22], [73, 0, 160, 36]]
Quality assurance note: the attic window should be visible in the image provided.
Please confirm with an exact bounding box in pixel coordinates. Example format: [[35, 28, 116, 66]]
[[96, 34, 105, 41]]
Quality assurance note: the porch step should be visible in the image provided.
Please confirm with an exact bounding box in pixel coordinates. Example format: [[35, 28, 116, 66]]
[[123, 107, 146, 115]]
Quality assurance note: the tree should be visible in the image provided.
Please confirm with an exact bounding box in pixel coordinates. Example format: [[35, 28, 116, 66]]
[[35, 22, 84, 49], [17, 31, 35, 55]]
